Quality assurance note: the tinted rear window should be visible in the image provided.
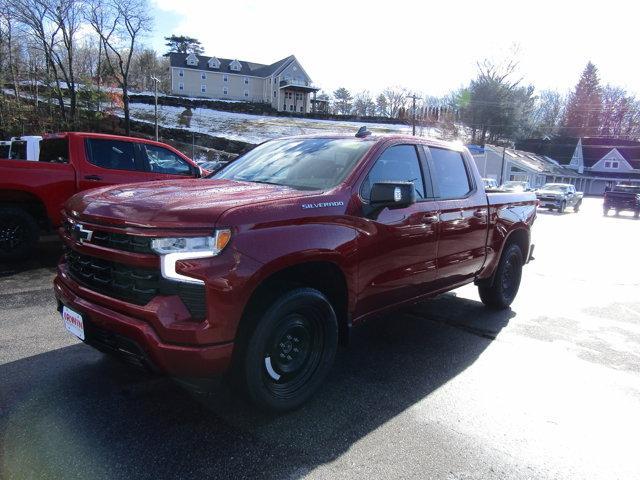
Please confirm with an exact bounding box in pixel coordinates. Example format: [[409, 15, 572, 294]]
[[39, 138, 69, 163], [86, 139, 138, 171], [429, 147, 472, 199]]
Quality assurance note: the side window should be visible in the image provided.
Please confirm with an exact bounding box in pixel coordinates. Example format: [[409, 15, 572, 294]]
[[429, 147, 472, 199], [39, 138, 69, 163], [143, 144, 192, 175], [362, 144, 425, 201], [86, 139, 137, 171]]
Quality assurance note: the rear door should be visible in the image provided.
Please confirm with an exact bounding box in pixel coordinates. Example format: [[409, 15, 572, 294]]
[[426, 146, 488, 286], [78, 138, 198, 191], [355, 143, 440, 316]]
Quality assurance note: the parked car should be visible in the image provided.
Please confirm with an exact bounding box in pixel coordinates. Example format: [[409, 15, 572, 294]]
[[603, 184, 640, 217], [54, 133, 537, 412], [0, 132, 207, 262], [500, 180, 532, 192], [535, 183, 583, 213], [482, 178, 499, 190]]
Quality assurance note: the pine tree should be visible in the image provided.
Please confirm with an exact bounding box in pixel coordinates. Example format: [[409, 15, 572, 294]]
[[164, 35, 204, 55], [333, 87, 352, 115], [562, 62, 602, 137]]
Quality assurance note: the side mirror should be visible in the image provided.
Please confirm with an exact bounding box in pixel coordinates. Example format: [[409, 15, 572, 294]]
[[370, 181, 416, 209], [193, 166, 203, 178]]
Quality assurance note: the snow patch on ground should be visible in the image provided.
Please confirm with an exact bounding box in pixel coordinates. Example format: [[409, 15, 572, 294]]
[[127, 102, 441, 144]]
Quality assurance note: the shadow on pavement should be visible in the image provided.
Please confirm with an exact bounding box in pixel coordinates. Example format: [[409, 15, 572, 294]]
[[0, 294, 514, 480]]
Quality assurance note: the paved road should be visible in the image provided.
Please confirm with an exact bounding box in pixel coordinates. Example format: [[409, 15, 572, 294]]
[[1, 198, 639, 480]]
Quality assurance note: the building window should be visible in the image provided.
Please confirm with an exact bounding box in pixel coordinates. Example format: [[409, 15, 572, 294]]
[[243, 76, 249, 85], [300, 106, 304, 112], [244, 90, 249, 97], [178, 69, 184, 77], [201, 72, 206, 80], [273, 91, 276, 98], [201, 84, 206, 93], [223, 75, 228, 82], [605, 161, 610, 168], [289, 104, 294, 111], [612, 161, 619, 168], [178, 82, 184, 91], [223, 86, 228, 95]]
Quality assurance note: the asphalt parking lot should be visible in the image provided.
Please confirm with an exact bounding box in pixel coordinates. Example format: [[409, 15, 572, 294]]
[[1, 197, 639, 480]]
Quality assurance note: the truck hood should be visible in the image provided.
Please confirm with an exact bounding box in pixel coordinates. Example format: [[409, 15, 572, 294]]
[[66, 179, 310, 228]]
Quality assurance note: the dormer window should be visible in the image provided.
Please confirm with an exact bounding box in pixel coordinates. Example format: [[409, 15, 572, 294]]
[[186, 53, 198, 66], [208, 57, 220, 69], [604, 160, 619, 169], [229, 59, 242, 71]]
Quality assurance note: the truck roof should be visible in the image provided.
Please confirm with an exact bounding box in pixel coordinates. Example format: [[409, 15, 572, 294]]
[[264, 133, 467, 152]]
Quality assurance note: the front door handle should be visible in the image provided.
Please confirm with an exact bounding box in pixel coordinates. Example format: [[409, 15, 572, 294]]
[[84, 175, 102, 181], [423, 214, 439, 224], [473, 210, 487, 219]]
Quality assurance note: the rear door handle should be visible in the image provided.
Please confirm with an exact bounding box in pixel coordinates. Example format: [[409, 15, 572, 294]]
[[423, 214, 439, 224], [84, 175, 102, 181]]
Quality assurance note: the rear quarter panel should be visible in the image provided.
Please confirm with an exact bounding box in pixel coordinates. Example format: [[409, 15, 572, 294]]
[[477, 192, 537, 281]]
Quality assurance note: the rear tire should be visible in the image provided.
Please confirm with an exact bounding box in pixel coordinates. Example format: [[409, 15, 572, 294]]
[[0, 207, 39, 262], [479, 244, 523, 310], [238, 287, 338, 412]]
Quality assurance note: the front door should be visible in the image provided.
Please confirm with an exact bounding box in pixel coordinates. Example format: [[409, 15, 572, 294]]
[[355, 143, 440, 317]]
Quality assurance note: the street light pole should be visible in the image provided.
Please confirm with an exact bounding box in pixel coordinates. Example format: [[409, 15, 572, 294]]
[[151, 76, 160, 141]]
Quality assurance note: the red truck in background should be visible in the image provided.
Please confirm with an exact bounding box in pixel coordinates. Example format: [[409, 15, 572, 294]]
[[0, 132, 206, 262], [54, 132, 537, 412]]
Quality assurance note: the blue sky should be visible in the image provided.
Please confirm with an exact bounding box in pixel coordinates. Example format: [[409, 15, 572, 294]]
[[148, 0, 639, 98]]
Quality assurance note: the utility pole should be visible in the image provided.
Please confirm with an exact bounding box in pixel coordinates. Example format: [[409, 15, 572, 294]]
[[408, 94, 418, 136], [151, 76, 160, 141]]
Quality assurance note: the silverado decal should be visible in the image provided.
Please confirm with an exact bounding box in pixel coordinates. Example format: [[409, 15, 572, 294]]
[[301, 201, 345, 210]]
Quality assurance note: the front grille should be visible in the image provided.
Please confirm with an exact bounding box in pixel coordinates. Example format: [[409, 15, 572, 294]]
[[63, 219, 153, 254], [91, 231, 153, 253], [65, 249, 206, 319]]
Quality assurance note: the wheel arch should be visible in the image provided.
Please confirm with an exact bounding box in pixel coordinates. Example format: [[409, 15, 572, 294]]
[[238, 257, 352, 349]]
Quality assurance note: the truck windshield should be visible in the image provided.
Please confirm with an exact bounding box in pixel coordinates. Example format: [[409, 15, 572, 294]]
[[214, 138, 374, 190], [612, 185, 640, 194], [544, 185, 569, 192]]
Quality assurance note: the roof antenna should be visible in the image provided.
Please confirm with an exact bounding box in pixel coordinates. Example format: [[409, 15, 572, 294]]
[[355, 126, 371, 138]]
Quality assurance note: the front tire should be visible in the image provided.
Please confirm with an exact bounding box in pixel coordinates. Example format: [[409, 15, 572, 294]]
[[558, 201, 566, 214], [573, 201, 581, 213], [479, 244, 523, 310], [239, 288, 338, 412], [0, 207, 40, 262]]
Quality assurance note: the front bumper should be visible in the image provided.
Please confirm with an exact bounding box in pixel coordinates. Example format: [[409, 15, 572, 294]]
[[537, 196, 563, 208], [54, 270, 234, 377]]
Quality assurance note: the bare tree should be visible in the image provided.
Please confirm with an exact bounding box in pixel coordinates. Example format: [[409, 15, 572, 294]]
[[382, 86, 408, 118], [88, 0, 151, 134], [0, 5, 23, 100], [14, 0, 70, 121]]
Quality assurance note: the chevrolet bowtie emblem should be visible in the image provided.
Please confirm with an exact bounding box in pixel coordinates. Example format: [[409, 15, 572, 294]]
[[73, 224, 93, 244]]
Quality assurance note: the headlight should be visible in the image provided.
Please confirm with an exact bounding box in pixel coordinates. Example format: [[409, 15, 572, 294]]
[[151, 229, 231, 284]]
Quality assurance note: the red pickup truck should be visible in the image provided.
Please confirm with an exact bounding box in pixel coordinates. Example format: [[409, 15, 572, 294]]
[[54, 133, 537, 411], [0, 132, 205, 261]]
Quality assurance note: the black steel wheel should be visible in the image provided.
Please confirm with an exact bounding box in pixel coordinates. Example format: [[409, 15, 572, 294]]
[[478, 243, 523, 310], [558, 201, 566, 214], [240, 288, 338, 412], [0, 207, 39, 262]]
